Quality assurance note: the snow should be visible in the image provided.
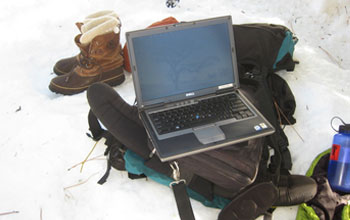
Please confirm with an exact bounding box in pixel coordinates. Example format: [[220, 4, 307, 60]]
[[0, 0, 349, 219]]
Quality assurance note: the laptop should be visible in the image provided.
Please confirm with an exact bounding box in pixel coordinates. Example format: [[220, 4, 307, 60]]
[[126, 16, 275, 162]]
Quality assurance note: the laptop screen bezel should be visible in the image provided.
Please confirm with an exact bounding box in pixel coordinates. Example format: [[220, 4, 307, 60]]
[[126, 16, 240, 109]]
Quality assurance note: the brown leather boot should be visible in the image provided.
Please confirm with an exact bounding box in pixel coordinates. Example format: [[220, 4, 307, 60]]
[[49, 32, 125, 95]]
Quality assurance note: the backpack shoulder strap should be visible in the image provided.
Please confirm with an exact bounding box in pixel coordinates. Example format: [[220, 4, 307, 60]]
[[87, 109, 126, 184], [87, 109, 107, 141]]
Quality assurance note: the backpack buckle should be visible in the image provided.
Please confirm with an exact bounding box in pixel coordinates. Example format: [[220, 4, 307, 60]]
[[170, 161, 180, 181], [169, 161, 186, 187]]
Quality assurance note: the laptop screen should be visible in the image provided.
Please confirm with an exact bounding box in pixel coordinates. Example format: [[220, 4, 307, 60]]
[[130, 18, 237, 103]]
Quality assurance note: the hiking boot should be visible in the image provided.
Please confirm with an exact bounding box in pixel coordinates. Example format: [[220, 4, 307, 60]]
[[49, 32, 124, 95], [52, 10, 121, 76]]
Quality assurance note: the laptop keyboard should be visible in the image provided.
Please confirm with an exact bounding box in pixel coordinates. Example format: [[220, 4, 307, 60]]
[[149, 93, 254, 135]]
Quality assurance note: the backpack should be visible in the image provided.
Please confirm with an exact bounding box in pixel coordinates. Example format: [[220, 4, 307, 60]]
[[86, 19, 300, 220]]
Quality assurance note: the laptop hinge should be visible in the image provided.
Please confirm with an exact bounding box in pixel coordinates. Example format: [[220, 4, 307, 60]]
[[139, 102, 166, 111], [215, 87, 235, 95]]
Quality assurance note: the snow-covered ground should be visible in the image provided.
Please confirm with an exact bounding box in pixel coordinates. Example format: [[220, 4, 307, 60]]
[[0, 0, 349, 219]]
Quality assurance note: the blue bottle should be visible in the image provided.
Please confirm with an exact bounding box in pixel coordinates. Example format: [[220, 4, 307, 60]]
[[327, 121, 350, 193]]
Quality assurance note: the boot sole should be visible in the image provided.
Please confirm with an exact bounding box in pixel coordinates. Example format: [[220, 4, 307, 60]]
[[49, 72, 125, 95]]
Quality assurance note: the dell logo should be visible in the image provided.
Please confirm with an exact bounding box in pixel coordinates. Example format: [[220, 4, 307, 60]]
[[186, 92, 195, 97]]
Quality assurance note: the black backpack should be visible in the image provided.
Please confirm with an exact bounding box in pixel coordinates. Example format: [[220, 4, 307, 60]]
[[233, 23, 298, 184], [86, 22, 301, 220]]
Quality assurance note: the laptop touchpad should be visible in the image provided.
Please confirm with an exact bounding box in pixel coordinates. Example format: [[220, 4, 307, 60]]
[[193, 125, 226, 144]]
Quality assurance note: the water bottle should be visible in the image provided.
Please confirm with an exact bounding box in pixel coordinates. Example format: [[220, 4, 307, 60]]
[[327, 117, 350, 193]]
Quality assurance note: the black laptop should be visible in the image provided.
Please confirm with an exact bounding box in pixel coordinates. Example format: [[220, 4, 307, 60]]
[[126, 16, 275, 162]]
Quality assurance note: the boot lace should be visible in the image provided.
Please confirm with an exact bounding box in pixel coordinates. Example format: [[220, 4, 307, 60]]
[[78, 53, 96, 69]]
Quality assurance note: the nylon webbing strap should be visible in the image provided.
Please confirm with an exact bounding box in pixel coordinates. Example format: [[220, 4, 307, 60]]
[[88, 109, 106, 141], [172, 181, 195, 220], [98, 160, 112, 185], [88, 109, 122, 184]]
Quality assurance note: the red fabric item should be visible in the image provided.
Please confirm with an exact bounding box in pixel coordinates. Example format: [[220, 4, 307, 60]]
[[123, 17, 179, 73]]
